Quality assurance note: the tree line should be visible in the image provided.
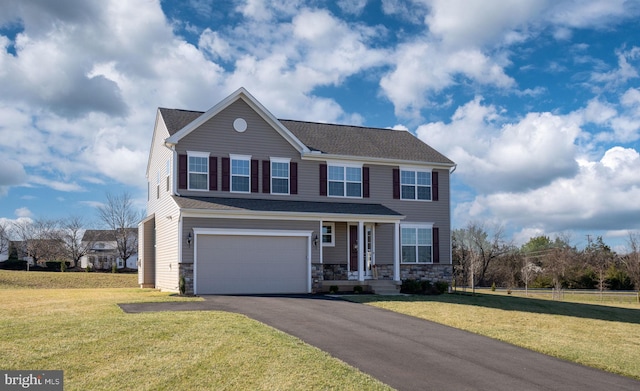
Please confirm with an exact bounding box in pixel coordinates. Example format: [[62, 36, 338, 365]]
[[0, 192, 143, 271], [453, 222, 640, 297]]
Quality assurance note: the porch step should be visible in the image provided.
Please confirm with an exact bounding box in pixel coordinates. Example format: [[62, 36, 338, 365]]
[[368, 280, 401, 295]]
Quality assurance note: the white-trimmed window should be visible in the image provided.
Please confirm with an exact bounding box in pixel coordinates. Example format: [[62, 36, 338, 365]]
[[188, 151, 209, 190], [230, 154, 251, 193], [401, 169, 432, 201], [328, 164, 362, 198], [401, 224, 433, 263], [322, 223, 335, 246], [271, 157, 290, 194]]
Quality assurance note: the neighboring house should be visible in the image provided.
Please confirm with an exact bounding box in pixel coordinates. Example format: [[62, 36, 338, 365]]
[[1, 241, 33, 266], [80, 229, 138, 270], [139, 88, 456, 295]]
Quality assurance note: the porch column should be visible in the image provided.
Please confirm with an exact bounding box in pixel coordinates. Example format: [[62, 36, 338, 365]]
[[394, 222, 400, 282], [358, 220, 364, 281]]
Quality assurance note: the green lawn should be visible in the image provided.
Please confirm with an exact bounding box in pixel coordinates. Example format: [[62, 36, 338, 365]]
[[350, 292, 640, 380], [0, 271, 391, 391]]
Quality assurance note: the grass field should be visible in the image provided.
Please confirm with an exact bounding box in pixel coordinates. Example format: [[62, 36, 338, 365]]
[[351, 292, 640, 380], [0, 271, 391, 391]]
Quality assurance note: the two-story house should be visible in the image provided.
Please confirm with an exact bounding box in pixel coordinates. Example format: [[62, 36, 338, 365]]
[[81, 229, 138, 270], [139, 88, 456, 295]]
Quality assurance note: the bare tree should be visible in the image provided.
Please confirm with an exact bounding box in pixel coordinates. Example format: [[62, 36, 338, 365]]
[[0, 220, 10, 260], [584, 236, 615, 300], [622, 232, 640, 303], [543, 234, 576, 300], [97, 192, 143, 269], [58, 216, 94, 269], [12, 218, 64, 269], [453, 222, 510, 294]]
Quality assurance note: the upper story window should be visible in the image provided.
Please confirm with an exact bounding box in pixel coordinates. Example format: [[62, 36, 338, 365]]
[[328, 164, 362, 198], [401, 224, 433, 263], [401, 169, 431, 201], [271, 158, 290, 194], [188, 151, 209, 190], [230, 154, 251, 193]]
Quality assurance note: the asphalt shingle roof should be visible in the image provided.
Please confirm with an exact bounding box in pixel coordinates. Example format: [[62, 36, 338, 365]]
[[158, 108, 454, 165], [173, 196, 403, 217]]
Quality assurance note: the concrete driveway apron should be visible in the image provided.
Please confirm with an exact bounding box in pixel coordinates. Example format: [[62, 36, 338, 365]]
[[120, 295, 640, 391]]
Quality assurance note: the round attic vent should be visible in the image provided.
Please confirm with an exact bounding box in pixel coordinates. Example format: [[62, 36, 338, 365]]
[[233, 118, 247, 132]]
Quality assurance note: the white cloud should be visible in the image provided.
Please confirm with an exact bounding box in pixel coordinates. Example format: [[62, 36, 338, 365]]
[[424, 0, 546, 48], [14, 207, 33, 218], [380, 41, 514, 118], [465, 147, 640, 233]]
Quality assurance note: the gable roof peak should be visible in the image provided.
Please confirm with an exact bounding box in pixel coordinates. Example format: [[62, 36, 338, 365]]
[[162, 87, 309, 153]]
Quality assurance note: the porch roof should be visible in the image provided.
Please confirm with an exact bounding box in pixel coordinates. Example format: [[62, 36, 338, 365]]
[[173, 196, 403, 219]]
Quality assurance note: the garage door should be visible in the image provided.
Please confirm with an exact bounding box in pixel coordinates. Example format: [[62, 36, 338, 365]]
[[195, 233, 309, 294]]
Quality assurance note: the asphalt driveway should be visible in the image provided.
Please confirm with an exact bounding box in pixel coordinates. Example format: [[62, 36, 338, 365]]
[[120, 295, 640, 391]]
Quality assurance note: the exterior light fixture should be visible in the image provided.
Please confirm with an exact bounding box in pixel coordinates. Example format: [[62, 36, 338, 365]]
[[187, 232, 192, 247]]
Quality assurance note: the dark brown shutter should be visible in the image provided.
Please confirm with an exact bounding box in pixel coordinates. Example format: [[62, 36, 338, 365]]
[[221, 157, 230, 191], [363, 166, 370, 198], [209, 156, 217, 191], [251, 159, 259, 193], [432, 171, 439, 201], [433, 227, 440, 263], [262, 160, 270, 193], [178, 154, 187, 189], [319, 164, 327, 196], [392, 168, 400, 199], [290, 162, 298, 195]]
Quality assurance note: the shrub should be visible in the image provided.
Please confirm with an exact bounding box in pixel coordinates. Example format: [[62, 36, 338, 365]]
[[491, 282, 496, 291], [0, 259, 28, 270], [434, 281, 449, 294], [353, 285, 363, 294], [328, 285, 339, 294], [401, 279, 447, 295], [179, 275, 186, 295]]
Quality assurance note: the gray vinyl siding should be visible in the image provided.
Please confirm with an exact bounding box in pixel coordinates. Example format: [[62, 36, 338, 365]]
[[182, 217, 319, 264], [322, 222, 347, 263], [175, 99, 302, 198]]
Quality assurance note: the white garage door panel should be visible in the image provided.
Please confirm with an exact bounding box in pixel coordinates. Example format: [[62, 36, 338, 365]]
[[196, 234, 308, 294]]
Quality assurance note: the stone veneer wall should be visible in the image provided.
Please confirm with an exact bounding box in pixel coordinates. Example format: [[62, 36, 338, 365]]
[[373, 264, 394, 279], [400, 264, 453, 283], [311, 263, 323, 293], [322, 263, 348, 281], [179, 263, 194, 295]]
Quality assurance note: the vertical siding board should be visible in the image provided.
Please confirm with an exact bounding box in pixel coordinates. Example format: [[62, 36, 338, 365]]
[[319, 164, 327, 196], [178, 154, 187, 190], [251, 159, 259, 193], [290, 162, 298, 195], [363, 166, 370, 198], [432, 171, 439, 201], [392, 168, 400, 199], [262, 160, 270, 193], [221, 157, 230, 191]]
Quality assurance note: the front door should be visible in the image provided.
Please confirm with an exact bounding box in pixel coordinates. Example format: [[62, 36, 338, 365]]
[[349, 224, 375, 279]]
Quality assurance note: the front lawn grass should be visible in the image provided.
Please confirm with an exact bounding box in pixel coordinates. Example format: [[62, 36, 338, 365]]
[[0, 269, 138, 289], [351, 292, 640, 380], [0, 271, 391, 391]]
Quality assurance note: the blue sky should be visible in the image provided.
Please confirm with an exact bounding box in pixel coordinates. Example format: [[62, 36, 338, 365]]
[[0, 0, 639, 251]]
